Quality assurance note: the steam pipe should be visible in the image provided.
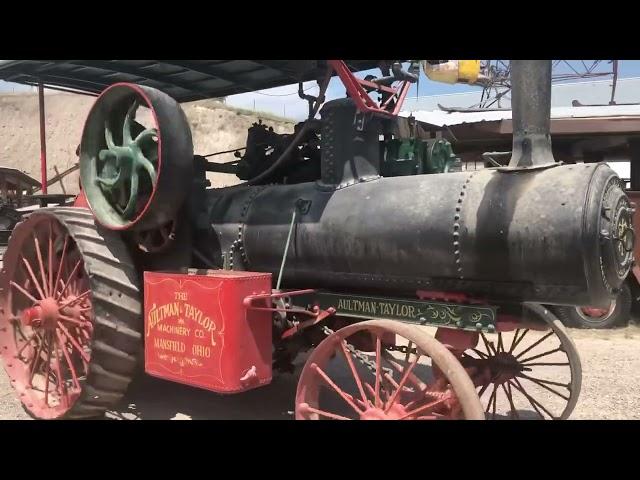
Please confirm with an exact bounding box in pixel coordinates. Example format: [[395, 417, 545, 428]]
[[508, 60, 555, 168]]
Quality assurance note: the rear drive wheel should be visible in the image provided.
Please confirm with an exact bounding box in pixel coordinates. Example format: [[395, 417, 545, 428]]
[[0, 207, 142, 419]]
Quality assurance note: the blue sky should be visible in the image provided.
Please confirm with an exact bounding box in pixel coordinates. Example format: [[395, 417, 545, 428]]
[[2, 60, 640, 120], [225, 60, 640, 120]]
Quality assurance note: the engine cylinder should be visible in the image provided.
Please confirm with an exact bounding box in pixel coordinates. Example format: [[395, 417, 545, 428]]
[[208, 162, 633, 308]]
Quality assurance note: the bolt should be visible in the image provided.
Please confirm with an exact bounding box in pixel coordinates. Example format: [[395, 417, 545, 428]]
[[475, 323, 483, 330]]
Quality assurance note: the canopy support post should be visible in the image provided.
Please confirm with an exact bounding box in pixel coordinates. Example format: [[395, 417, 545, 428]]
[[38, 82, 47, 194]]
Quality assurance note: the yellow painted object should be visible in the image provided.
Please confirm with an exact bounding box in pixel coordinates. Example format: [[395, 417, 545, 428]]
[[422, 60, 481, 84]]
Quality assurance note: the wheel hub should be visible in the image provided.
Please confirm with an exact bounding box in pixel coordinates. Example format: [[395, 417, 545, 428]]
[[21, 297, 60, 330], [487, 352, 527, 385]]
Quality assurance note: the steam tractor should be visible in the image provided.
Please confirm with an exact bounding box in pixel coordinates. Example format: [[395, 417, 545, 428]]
[[0, 60, 634, 420]]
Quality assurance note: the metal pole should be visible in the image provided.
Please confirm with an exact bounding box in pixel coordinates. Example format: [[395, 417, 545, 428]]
[[38, 82, 48, 194], [276, 208, 297, 290], [508, 60, 555, 168]]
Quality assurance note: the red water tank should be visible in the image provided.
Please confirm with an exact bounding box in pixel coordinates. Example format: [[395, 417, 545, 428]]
[[143, 269, 273, 394]]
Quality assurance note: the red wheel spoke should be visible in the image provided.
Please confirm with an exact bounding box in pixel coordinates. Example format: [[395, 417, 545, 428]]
[[32, 234, 50, 297], [57, 323, 90, 364], [56, 259, 82, 300], [510, 378, 555, 419], [517, 373, 570, 399], [339, 341, 368, 406], [55, 330, 81, 390], [28, 338, 44, 386], [404, 341, 414, 364], [299, 404, 352, 420], [59, 314, 91, 328], [497, 333, 504, 353], [374, 335, 382, 408], [311, 363, 363, 415], [51, 335, 68, 407], [385, 354, 421, 413], [10, 280, 39, 304], [518, 347, 562, 364], [48, 222, 54, 295], [514, 330, 555, 360], [53, 235, 69, 297], [58, 289, 91, 310], [15, 332, 39, 357], [21, 256, 46, 300], [43, 334, 53, 406], [399, 395, 451, 419], [381, 350, 426, 391]]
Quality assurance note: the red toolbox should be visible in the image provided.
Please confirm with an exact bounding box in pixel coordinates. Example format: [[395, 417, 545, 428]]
[[144, 269, 272, 393]]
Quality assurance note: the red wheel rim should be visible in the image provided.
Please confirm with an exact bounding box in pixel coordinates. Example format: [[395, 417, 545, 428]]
[[296, 320, 483, 420], [0, 215, 94, 419]]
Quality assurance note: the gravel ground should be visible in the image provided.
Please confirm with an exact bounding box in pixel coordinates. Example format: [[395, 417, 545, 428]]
[[1, 323, 639, 421]]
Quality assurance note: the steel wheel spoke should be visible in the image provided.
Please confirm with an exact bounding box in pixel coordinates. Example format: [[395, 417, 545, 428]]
[[501, 382, 519, 419], [374, 335, 382, 408], [385, 354, 421, 413], [57, 323, 90, 364], [52, 336, 67, 406], [399, 395, 450, 419], [311, 363, 363, 415], [56, 259, 82, 300], [43, 334, 52, 406], [511, 378, 555, 419], [21, 256, 46, 300], [517, 373, 570, 400], [58, 290, 91, 310], [480, 333, 497, 355], [339, 341, 369, 406], [16, 332, 38, 357], [472, 348, 489, 359], [48, 222, 54, 294], [53, 235, 69, 299], [58, 314, 91, 328], [381, 349, 426, 391], [300, 404, 352, 420], [523, 362, 570, 367], [55, 330, 80, 390], [32, 234, 49, 297], [518, 347, 562, 364], [515, 330, 555, 359], [10, 280, 39, 304]]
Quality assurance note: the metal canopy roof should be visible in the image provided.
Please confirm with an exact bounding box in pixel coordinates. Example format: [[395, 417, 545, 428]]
[[0, 60, 379, 102]]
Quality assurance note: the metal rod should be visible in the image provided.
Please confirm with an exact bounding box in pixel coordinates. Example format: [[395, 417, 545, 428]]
[[38, 82, 48, 194], [276, 208, 297, 290]]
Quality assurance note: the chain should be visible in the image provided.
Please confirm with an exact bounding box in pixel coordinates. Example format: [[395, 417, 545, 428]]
[[386, 344, 419, 355], [321, 325, 395, 394]]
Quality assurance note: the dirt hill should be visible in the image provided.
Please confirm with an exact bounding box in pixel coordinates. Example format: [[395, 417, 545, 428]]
[[0, 92, 294, 194]]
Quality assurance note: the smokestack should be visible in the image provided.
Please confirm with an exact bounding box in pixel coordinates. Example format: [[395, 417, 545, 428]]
[[508, 60, 556, 168]]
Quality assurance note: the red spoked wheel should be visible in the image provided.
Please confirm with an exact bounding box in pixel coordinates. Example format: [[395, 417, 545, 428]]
[[296, 320, 484, 420], [0, 208, 142, 419], [461, 304, 582, 420]]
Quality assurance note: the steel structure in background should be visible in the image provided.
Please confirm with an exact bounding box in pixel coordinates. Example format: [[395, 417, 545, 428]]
[[445, 60, 621, 111]]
